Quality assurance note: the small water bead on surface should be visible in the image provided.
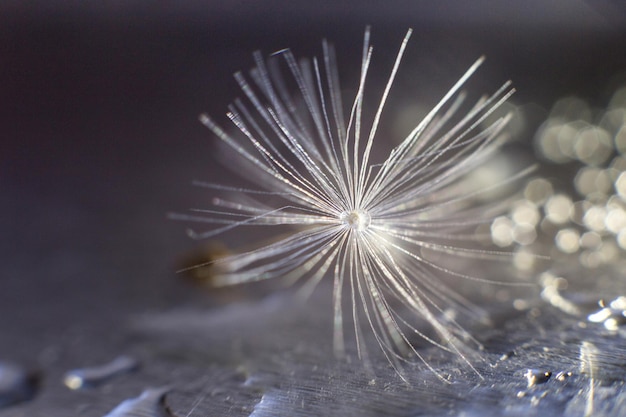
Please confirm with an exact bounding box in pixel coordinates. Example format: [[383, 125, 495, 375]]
[[587, 296, 626, 331], [64, 355, 139, 390], [103, 387, 173, 417], [0, 362, 39, 408], [524, 369, 552, 387], [555, 371, 573, 382]]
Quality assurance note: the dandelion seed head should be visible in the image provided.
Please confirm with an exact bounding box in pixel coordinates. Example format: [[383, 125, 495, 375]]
[[181, 27, 532, 381]]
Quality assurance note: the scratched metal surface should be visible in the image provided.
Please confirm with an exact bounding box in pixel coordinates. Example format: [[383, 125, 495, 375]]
[[2, 1, 626, 416]]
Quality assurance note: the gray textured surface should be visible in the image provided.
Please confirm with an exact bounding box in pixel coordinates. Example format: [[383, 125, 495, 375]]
[[2, 1, 626, 416]]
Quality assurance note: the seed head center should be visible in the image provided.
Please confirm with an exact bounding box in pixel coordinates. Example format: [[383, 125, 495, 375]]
[[340, 209, 371, 231]]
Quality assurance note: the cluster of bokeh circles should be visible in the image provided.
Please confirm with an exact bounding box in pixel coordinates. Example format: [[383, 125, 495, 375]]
[[490, 85, 626, 273]]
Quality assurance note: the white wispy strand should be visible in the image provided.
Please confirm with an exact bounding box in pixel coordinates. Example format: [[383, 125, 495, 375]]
[[187, 28, 526, 381]]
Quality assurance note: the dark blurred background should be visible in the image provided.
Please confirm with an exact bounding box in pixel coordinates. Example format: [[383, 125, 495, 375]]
[[1, 1, 626, 415]]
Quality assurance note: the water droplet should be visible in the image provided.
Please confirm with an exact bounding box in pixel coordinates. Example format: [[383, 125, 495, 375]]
[[524, 369, 552, 387], [587, 296, 626, 331], [64, 355, 139, 390], [555, 371, 573, 382], [103, 387, 173, 417], [491, 216, 515, 247], [523, 178, 553, 206], [555, 228, 580, 253], [544, 194, 573, 224], [499, 350, 515, 361], [0, 362, 39, 408]]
